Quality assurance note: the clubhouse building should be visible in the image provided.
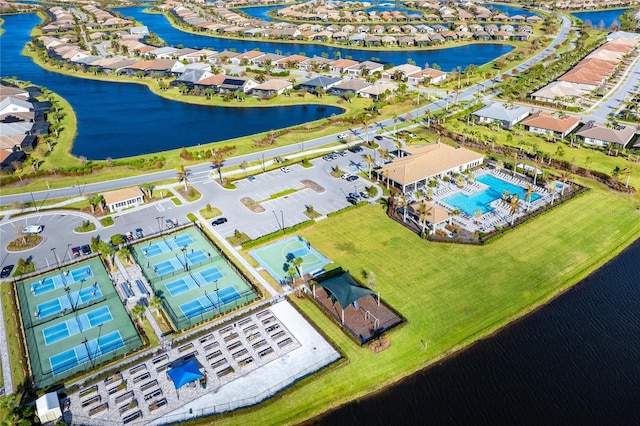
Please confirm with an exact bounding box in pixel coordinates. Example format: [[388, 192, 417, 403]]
[[378, 143, 484, 193]]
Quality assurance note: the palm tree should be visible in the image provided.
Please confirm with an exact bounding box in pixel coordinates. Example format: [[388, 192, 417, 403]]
[[131, 303, 146, 325], [532, 156, 541, 186], [149, 296, 162, 314], [211, 150, 226, 183], [379, 196, 394, 217], [508, 194, 520, 225], [140, 183, 153, 199], [559, 170, 572, 195], [546, 180, 557, 205], [416, 201, 432, 237], [176, 165, 191, 190], [398, 194, 408, 222], [524, 183, 534, 210], [394, 139, 403, 158], [364, 154, 375, 178], [292, 257, 303, 278]]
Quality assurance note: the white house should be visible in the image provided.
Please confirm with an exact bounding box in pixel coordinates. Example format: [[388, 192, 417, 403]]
[[472, 103, 529, 129]]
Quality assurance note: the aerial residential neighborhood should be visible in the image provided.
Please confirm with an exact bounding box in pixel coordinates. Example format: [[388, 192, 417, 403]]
[[0, 0, 640, 424]]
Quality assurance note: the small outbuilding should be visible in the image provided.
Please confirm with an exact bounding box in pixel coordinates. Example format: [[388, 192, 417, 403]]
[[36, 392, 62, 423]]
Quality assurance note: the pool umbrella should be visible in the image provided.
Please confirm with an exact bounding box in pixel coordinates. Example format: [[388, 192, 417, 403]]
[[167, 359, 204, 389]]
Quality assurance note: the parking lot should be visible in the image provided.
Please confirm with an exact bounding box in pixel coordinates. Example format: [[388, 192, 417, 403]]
[[0, 145, 384, 280]]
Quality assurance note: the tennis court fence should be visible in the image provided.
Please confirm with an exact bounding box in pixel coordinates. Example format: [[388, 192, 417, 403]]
[[158, 287, 259, 331]]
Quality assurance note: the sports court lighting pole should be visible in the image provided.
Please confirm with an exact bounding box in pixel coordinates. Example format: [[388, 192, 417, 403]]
[[51, 247, 60, 267], [83, 338, 94, 368], [280, 211, 285, 233], [181, 247, 187, 272], [272, 210, 281, 232], [214, 280, 220, 315], [63, 244, 72, 263]]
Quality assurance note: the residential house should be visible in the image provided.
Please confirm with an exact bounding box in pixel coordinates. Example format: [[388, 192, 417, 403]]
[[382, 64, 421, 81], [330, 59, 359, 75], [251, 79, 293, 98], [297, 76, 342, 93], [407, 68, 447, 85], [219, 77, 258, 93], [345, 60, 384, 78], [520, 111, 581, 139], [359, 82, 397, 100], [576, 121, 637, 148], [472, 103, 529, 129], [329, 79, 372, 96]]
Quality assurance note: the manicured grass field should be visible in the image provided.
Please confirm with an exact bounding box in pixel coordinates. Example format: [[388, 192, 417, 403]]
[[218, 183, 639, 425]]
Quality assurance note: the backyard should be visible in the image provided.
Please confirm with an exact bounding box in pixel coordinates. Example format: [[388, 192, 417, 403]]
[[207, 181, 639, 425]]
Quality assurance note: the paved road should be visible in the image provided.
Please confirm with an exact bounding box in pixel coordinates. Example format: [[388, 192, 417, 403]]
[[0, 16, 573, 207], [582, 52, 640, 122]]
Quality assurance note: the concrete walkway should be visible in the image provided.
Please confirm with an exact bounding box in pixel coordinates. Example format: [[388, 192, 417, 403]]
[[0, 282, 13, 395]]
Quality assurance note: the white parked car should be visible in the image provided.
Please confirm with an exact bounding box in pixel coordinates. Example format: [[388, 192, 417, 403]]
[[280, 166, 291, 173], [22, 225, 43, 234]]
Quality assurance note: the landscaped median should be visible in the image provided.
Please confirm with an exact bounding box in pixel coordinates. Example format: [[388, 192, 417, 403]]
[[199, 182, 639, 425]]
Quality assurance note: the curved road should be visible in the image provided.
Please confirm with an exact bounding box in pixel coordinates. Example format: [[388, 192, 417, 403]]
[[0, 16, 572, 206]]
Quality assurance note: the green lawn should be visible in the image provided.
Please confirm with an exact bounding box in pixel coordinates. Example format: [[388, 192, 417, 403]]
[[215, 183, 639, 425]]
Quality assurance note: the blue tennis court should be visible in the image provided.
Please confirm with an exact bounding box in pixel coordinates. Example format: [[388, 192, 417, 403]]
[[42, 306, 113, 345], [49, 330, 124, 375], [70, 265, 93, 282], [199, 267, 223, 283], [186, 250, 208, 265], [154, 258, 183, 276], [32, 266, 94, 296], [180, 286, 241, 319], [165, 267, 224, 296], [37, 286, 103, 319], [32, 275, 66, 296], [143, 243, 167, 258]]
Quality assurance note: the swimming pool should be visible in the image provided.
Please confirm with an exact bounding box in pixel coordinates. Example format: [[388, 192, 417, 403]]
[[444, 174, 541, 216]]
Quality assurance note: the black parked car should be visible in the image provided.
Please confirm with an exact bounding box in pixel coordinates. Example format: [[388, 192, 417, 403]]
[[135, 228, 144, 239], [348, 145, 363, 153], [81, 244, 92, 255], [212, 217, 228, 226], [1, 265, 14, 278]]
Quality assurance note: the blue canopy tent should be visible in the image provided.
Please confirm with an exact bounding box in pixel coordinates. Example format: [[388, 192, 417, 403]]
[[167, 359, 204, 390]]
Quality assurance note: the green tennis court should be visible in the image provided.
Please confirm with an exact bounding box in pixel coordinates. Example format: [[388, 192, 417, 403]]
[[15, 257, 142, 389], [131, 226, 259, 331], [249, 235, 332, 282]]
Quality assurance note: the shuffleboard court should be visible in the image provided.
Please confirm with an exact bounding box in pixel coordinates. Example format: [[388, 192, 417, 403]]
[[249, 235, 332, 281]]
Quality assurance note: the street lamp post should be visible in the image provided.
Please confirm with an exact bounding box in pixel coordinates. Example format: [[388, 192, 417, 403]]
[[156, 216, 164, 234]]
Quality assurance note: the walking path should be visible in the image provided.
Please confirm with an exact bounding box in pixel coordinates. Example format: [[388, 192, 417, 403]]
[[0, 284, 13, 395]]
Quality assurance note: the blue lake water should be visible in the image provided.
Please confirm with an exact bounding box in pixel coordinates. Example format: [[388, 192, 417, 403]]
[[0, 13, 342, 159], [238, 3, 419, 21], [571, 8, 632, 28], [488, 3, 540, 18], [316, 237, 640, 424], [118, 7, 513, 70]]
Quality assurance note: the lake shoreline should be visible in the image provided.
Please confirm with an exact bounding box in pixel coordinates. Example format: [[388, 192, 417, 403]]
[[304, 227, 640, 425]]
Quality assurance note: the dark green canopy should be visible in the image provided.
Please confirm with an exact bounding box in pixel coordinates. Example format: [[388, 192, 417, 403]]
[[315, 271, 375, 309]]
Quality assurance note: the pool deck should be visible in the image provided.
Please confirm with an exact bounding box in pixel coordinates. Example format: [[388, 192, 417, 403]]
[[405, 168, 555, 235]]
